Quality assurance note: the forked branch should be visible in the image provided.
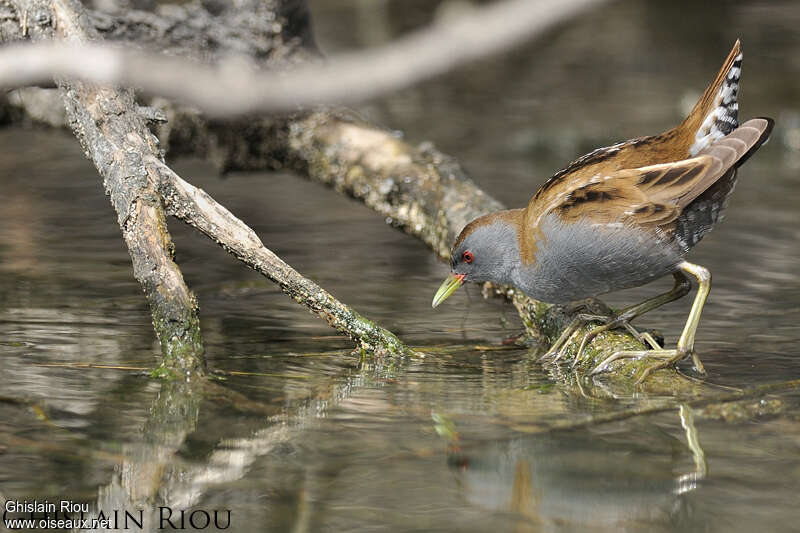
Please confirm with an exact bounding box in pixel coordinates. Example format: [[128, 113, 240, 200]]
[[149, 157, 409, 356]]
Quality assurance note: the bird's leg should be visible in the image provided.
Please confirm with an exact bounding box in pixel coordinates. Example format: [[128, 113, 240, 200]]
[[620, 272, 692, 320], [590, 262, 711, 382], [572, 272, 691, 366]]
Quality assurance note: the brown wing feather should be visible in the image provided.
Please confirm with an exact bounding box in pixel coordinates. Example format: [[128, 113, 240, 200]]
[[616, 155, 721, 209], [527, 118, 772, 233]]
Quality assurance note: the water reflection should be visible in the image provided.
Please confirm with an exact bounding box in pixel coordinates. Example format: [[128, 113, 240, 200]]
[[1, 0, 800, 531], [32, 351, 717, 532], [456, 435, 680, 529], [449, 404, 706, 530]]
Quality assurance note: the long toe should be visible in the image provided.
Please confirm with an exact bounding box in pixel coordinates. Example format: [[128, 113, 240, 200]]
[[635, 348, 695, 383], [590, 349, 651, 375], [553, 328, 583, 362], [575, 325, 609, 362], [638, 331, 664, 350], [690, 352, 706, 374], [591, 347, 696, 379], [575, 317, 649, 370]]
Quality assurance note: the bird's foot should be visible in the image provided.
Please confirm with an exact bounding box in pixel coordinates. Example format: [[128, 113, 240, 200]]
[[590, 347, 706, 383], [539, 313, 611, 362], [569, 317, 661, 369]]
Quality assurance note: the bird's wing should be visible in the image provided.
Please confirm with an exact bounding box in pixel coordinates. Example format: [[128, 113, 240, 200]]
[[528, 118, 772, 231], [543, 156, 717, 229]]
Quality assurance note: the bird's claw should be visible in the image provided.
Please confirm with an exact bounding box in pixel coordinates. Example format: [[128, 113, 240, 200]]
[[570, 316, 657, 369], [541, 311, 667, 374], [589, 347, 706, 383], [539, 313, 611, 363]]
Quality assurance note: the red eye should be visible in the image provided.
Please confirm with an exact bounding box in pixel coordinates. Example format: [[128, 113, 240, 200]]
[[462, 251, 473, 263]]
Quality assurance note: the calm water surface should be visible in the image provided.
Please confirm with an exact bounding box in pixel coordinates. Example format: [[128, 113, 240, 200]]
[[1, 1, 800, 531]]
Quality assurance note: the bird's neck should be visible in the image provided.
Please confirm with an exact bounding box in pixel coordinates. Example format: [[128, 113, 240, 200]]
[[496, 208, 538, 266], [494, 209, 541, 296], [478, 209, 526, 286]]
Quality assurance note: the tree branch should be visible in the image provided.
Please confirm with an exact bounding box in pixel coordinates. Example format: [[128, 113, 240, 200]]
[[287, 112, 505, 260], [149, 156, 409, 356], [5, 0, 206, 374], [0, 0, 604, 116], [0, 0, 688, 383], [2, 0, 411, 365]]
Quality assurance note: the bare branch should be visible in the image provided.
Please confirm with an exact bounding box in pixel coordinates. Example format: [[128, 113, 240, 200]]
[[0, 0, 690, 383], [149, 156, 410, 357], [287, 112, 505, 260], [0, 0, 604, 115], [1, 0, 410, 365], [4, 0, 207, 373]]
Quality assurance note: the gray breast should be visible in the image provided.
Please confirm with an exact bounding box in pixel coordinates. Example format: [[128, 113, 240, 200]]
[[513, 215, 683, 304]]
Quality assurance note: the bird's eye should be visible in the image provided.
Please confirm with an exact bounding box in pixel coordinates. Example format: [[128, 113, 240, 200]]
[[462, 251, 473, 264]]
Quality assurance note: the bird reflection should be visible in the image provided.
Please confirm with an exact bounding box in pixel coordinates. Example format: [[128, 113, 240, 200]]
[[447, 407, 707, 531]]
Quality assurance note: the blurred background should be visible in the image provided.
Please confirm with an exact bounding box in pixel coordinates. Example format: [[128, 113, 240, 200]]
[[0, 1, 799, 531]]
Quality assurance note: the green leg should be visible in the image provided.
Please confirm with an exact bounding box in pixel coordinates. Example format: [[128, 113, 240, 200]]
[[573, 272, 691, 364], [590, 261, 711, 382], [617, 271, 691, 322]]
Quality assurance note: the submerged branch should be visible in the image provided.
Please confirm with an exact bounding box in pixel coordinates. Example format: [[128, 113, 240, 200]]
[[543, 377, 800, 433]]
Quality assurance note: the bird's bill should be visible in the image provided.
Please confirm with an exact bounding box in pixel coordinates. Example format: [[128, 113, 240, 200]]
[[431, 273, 465, 308]]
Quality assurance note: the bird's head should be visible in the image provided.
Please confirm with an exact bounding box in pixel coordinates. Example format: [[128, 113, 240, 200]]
[[432, 210, 523, 308]]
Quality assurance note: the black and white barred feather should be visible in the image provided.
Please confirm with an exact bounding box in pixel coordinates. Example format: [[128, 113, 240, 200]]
[[689, 51, 742, 156]]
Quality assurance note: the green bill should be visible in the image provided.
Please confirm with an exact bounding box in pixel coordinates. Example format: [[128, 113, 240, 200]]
[[431, 273, 464, 308]]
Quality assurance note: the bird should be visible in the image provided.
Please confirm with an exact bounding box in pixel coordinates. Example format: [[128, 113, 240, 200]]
[[431, 40, 773, 381]]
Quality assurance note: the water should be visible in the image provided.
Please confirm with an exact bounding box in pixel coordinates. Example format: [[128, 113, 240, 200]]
[[1, 0, 800, 531]]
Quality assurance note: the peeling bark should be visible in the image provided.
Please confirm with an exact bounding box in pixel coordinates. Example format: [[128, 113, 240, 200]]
[[286, 112, 505, 261]]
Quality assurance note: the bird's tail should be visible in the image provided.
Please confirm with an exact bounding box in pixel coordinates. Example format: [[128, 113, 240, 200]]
[[678, 40, 743, 156]]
